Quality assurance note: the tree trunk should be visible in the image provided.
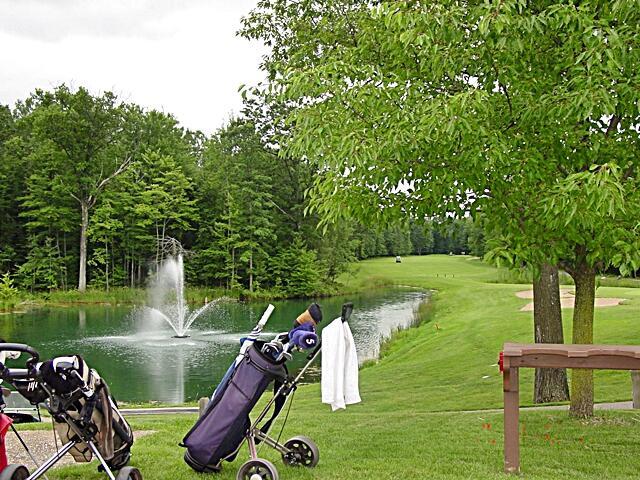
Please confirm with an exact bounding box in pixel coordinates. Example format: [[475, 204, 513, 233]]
[[533, 263, 570, 403], [78, 201, 89, 292], [63, 234, 68, 290], [105, 240, 109, 293], [111, 245, 116, 288], [568, 259, 596, 418], [231, 247, 236, 288], [249, 251, 253, 293], [123, 254, 128, 287], [161, 221, 167, 264], [56, 234, 65, 290], [155, 224, 160, 281]]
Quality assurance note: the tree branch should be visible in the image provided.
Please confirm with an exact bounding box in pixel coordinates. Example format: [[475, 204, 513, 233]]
[[94, 155, 133, 198], [558, 259, 575, 277], [604, 114, 620, 137]]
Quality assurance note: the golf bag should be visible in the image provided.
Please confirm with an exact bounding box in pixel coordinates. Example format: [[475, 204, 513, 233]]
[[39, 355, 134, 468], [0, 344, 140, 480], [182, 343, 287, 472]]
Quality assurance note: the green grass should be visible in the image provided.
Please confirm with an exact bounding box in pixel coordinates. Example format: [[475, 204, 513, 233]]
[[30, 255, 640, 478], [597, 276, 640, 288], [39, 409, 640, 480]]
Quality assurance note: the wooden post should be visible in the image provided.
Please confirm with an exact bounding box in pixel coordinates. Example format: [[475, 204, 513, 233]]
[[503, 366, 520, 474], [632, 371, 640, 409]]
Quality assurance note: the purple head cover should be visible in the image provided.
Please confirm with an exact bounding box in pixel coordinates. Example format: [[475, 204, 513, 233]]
[[289, 323, 318, 349]]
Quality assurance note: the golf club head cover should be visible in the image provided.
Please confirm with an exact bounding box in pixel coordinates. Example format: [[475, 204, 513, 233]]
[[289, 324, 318, 350], [294, 303, 322, 328]]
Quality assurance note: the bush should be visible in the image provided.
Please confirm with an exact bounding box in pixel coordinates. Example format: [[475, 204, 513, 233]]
[[0, 273, 19, 301], [270, 238, 325, 297]]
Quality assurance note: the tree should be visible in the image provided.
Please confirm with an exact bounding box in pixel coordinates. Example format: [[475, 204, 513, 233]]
[[410, 220, 434, 255], [108, 110, 200, 288], [18, 237, 66, 292], [241, 1, 640, 416], [315, 223, 357, 281], [270, 237, 324, 297], [544, 165, 639, 415], [4, 85, 353, 296], [196, 120, 276, 291], [19, 146, 77, 290], [18, 85, 143, 291], [465, 218, 486, 258], [0, 105, 26, 273], [384, 227, 412, 256], [87, 197, 124, 291], [140, 152, 197, 266]]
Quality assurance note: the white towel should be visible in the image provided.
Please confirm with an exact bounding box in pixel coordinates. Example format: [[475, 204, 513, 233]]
[[321, 318, 361, 411]]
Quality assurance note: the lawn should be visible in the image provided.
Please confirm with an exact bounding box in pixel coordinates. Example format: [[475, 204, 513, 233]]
[[27, 256, 640, 479]]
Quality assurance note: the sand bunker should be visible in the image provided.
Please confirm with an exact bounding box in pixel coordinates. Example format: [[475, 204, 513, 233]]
[[516, 288, 625, 312]]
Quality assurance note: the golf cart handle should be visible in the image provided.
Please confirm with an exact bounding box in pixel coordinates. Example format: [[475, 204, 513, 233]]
[[1, 367, 38, 381], [0, 343, 40, 368]]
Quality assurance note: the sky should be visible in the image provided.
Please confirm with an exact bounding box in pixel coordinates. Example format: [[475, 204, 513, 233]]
[[0, 0, 266, 134]]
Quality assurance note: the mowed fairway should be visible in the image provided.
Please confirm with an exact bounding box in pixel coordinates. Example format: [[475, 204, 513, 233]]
[[48, 256, 640, 479]]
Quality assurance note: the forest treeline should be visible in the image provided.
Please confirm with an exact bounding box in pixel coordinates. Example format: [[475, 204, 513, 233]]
[[0, 85, 484, 297]]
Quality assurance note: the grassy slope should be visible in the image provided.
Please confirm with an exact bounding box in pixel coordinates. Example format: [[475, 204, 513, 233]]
[[40, 256, 640, 479]]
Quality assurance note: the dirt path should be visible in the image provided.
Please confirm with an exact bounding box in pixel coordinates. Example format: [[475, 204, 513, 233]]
[[5, 429, 155, 471]]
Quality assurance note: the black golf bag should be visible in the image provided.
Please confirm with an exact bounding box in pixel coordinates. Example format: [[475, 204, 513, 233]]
[[39, 355, 134, 469], [0, 344, 141, 480]]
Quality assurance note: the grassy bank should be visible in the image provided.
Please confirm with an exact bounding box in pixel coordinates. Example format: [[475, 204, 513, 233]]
[[1, 287, 235, 312], [21, 256, 640, 478], [0, 281, 354, 313]]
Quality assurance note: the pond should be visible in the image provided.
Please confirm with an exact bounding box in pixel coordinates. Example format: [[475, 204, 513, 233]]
[[0, 289, 428, 403]]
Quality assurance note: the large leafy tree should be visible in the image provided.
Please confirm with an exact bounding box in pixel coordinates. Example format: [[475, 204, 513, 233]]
[[16, 85, 144, 291], [242, 0, 640, 417]]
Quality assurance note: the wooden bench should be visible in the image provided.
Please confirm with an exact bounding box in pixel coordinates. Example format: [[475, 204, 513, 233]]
[[500, 343, 640, 474]]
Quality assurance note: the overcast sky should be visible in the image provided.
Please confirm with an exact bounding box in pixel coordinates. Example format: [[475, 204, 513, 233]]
[[0, 0, 266, 134]]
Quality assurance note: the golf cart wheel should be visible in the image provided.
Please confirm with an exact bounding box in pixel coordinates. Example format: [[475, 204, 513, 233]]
[[115, 466, 143, 480], [236, 458, 279, 480], [282, 435, 319, 468], [0, 464, 30, 480]]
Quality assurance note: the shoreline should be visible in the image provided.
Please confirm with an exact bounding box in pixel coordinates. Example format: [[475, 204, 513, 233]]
[[0, 279, 396, 314]]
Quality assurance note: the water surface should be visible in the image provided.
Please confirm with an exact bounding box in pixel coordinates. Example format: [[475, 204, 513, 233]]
[[0, 290, 427, 403]]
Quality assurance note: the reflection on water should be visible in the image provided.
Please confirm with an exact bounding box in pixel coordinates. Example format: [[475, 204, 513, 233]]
[[0, 289, 428, 402]]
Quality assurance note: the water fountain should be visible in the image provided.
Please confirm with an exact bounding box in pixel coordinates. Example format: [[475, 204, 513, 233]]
[[147, 238, 223, 338]]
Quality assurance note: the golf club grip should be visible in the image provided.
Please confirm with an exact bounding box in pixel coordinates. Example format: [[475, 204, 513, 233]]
[[257, 304, 275, 329], [235, 304, 276, 365], [341, 302, 354, 322]]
